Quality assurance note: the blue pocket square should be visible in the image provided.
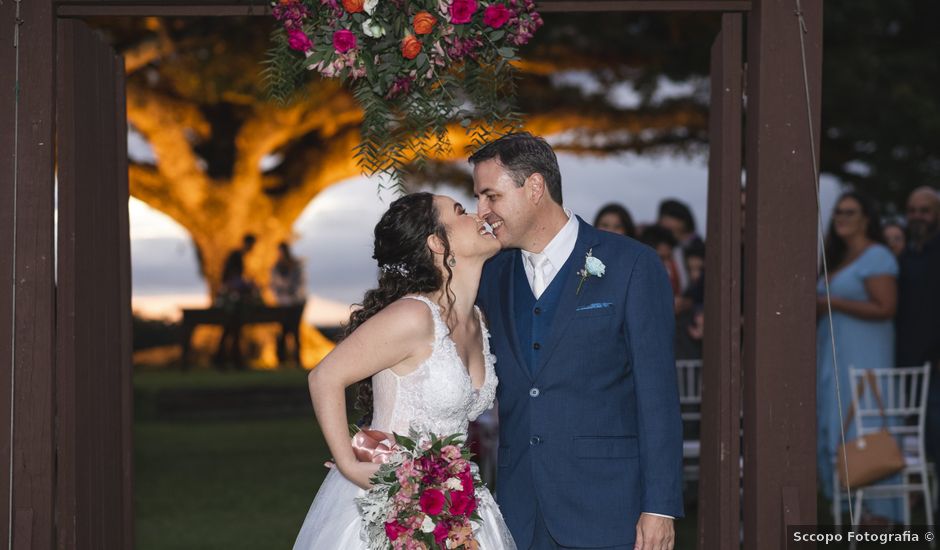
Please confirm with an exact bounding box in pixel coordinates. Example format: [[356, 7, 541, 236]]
[[576, 302, 612, 311]]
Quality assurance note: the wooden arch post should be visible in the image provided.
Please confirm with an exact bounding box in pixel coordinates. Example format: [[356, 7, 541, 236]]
[[0, 1, 821, 548]]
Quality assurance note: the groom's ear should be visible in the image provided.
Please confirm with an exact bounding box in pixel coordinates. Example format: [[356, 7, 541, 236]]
[[426, 233, 446, 256], [525, 172, 546, 204]]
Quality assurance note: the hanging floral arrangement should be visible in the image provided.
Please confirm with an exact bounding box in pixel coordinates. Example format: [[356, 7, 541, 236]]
[[266, 0, 542, 186]]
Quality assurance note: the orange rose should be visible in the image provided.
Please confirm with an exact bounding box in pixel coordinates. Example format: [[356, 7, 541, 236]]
[[413, 11, 438, 35], [342, 0, 365, 13], [401, 35, 422, 60]]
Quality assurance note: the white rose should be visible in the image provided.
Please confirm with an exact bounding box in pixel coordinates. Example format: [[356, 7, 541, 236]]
[[444, 477, 463, 491], [420, 515, 436, 533], [585, 255, 606, 277], [362, 18, 386, 38], [364, 0, 379, 14]]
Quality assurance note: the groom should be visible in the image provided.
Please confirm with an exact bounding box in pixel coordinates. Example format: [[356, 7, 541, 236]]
[[473, 133, 684, 550]]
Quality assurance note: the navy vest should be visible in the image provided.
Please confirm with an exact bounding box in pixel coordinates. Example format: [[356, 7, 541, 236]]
[[512, 252, 576, 373]]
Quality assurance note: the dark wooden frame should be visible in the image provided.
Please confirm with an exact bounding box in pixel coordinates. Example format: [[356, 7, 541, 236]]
[[0, 0, 821, 548]]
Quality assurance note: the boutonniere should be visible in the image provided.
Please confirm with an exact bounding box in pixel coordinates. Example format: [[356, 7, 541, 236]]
[[576, 248, 606, 294]]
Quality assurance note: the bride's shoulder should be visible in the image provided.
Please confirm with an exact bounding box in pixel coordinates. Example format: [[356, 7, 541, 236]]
[[366, 296, 436, 337]]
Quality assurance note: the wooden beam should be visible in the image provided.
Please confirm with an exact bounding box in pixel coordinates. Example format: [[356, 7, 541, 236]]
[[538, 0, 750, 12], [0, 0, 57, 548], [742, 0, 821, 548], [699, 11, 743, 550], [56, 0, 750, 17], [56, 19, 134, 549]]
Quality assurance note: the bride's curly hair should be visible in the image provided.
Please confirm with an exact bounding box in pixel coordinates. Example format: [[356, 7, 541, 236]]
[[346, 192, 456, 425]]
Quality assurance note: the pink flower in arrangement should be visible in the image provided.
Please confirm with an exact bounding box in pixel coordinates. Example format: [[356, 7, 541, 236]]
[[384, 520, 409, 541], [444, 35, 482, 58], [287, 29, 313, 52], [419, 488, 446, 515], [386, 75, 414, 99], [448, 457, 470, 475], [483, 3, 511, 28], [441, 445, 462, 462], [448, 489, 477, 515], [432, 520, 450, 544], [272, 0, 309, 24], [332, 29, 358, 53], [449, 0, 478, 24], [458, 468, 474, 491]]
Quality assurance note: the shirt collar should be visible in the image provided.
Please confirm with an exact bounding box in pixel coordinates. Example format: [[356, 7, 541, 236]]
[[521, 209, 579, 269]]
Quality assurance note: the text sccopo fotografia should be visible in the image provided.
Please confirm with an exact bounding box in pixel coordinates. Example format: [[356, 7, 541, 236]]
[[792, 531, 924, 544]]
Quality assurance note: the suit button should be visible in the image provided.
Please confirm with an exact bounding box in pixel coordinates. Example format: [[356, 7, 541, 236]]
[[533, 342, 541, 350], [529, 388, 540, 397], [529, 436, 542, 446], [534, 307, 542, 315]]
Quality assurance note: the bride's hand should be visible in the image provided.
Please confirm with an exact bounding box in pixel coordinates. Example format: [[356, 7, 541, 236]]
[[338, 460, 381, 490]]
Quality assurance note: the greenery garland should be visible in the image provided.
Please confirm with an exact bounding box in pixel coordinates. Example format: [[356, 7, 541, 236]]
[[266, 0, 542, 188]]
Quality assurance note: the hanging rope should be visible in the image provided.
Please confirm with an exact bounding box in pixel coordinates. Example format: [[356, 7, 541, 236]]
[[793, 0, 857, 526], [8, 1, 24, 547]]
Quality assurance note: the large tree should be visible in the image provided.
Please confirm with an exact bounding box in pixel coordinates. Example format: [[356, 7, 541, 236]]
[[820, 0, 940, 210], [96, 13, 713, 302]]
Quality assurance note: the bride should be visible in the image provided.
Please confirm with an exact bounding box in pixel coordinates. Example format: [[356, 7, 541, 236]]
[[293, 192, 516, 549]]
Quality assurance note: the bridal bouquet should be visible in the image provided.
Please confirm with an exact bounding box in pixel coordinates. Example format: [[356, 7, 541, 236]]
[[356, 429, 483, 550]]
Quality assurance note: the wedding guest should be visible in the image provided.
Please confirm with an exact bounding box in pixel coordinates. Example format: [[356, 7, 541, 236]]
[[593, 202, 637, 238], [816, 191, 902, 524], [640, 224, 680, 298], [271, 241, 307, 365], [894, 186, 940, 516], [658, 198, 705, 293], [682, 240, 705, 308], [675, 242, 705, 360], [214, 233, 259, 369], [883, 221, 906, 257], [221, 233, 257, 293]]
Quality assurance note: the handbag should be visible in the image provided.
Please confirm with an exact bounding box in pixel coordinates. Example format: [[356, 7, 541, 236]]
[[836, 370, 905, 489]]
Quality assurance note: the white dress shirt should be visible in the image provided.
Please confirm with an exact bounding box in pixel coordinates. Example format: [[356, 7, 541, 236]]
[[520, 210, 579, 298]]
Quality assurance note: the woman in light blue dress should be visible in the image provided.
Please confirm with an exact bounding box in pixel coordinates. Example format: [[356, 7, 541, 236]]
[[817, 191, 902, 524]]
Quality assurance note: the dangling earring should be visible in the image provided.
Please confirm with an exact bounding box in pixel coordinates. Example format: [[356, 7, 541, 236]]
[[447, 254, 457, 268]]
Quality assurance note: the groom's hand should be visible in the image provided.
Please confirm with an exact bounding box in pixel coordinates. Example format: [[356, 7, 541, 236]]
[[634, 513, 674, 550]]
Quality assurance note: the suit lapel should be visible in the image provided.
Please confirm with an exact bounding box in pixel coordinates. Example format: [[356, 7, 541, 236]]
[[535, 219, 601, 376], [501, 251, 533, 381]]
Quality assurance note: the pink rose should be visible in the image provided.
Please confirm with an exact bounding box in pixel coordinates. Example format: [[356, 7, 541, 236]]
[[483, 3, 511, 28], [448, 490, 477, 516], [332, 29, 357, 53], [287, 29, 313, 52], [419, 488, 446, 515], [384, 520, 409, 541], [432, 520, 450, 544], [449, 0, 477, 24]]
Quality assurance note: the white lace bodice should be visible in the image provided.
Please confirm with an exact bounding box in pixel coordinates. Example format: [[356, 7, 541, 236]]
[[370, 295, 497, 438]]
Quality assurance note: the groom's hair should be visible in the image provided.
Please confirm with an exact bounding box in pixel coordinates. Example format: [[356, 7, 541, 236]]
[[468, 132, 563, 205]]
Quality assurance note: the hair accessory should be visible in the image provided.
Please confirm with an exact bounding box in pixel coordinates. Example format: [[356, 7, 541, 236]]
[[380, 262, 411, 276]]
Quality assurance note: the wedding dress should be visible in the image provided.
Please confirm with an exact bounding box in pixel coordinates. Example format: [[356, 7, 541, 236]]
[[292, 295, 516, 549]]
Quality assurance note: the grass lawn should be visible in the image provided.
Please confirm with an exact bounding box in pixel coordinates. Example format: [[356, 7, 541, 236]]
[[134, 367, 310, 392], [135, 416, 329, 550], [133, 368, 702, 549]]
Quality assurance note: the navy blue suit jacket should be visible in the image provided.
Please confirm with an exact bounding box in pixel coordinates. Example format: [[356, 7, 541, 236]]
[[477, 218, 684, 548]]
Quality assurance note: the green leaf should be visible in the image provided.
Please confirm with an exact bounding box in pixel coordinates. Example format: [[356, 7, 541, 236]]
[[497, 47, 516, 58], [416, 52, 429, 70]]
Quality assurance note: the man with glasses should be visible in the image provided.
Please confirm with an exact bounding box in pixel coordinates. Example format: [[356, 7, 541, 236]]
[[895, 186, 940, 528]]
